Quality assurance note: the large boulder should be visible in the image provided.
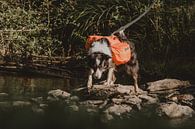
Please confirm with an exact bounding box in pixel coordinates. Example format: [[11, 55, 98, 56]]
[[157, 102, 195, 118], [147, 79, 191, 93]]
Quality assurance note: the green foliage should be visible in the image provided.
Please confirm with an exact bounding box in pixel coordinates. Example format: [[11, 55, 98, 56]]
[[0, 0, 194, 77]]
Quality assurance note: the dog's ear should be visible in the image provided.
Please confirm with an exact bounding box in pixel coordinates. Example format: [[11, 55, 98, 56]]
[[88, 53, 96, 60], [87, 54, 96, 67]]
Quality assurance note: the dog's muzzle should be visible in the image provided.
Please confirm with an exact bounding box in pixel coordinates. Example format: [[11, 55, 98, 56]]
[[93, 68, 102, 79]]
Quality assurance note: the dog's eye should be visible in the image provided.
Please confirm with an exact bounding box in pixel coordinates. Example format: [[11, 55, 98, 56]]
[[101, 60, 108, 69]]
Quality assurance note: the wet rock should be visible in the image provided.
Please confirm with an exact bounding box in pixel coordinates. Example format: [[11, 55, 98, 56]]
[[72, 87, 89, 99], [104, 104, 132, 116], [48, 89, 70, 101], [157, 102, 195, 118], [40, 104, 48, 108], [79, 100, 104, 108], [69, 104, 79, 112], [147, 79, 191, 93], [12, 101, 31, 107], [47, 96, 57, 102], [69, 96, 80, 102], [101, 112, 114, 122], [86, 108, 97, 113]]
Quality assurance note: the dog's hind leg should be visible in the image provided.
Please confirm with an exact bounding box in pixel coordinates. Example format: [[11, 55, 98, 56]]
[[126, 62, 140, 93], [132, 71, 139, 93]]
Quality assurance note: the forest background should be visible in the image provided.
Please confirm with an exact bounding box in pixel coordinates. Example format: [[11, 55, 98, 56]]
[[0, 0, 194, 81]]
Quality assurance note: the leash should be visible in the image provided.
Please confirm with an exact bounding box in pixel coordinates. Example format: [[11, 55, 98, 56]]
[[111, 0, 157, 35]]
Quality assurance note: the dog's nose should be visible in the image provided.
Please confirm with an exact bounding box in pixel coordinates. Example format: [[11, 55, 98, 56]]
[[93, 75, 98, 79], [93, 73, 102, 79], [93, 69, 102, 79], [93, 75, 100, 79]]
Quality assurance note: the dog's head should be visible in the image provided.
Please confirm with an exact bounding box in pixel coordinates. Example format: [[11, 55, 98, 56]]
[[88, 52, 112, 79]]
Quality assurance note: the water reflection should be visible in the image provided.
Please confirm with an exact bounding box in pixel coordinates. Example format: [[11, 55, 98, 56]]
[[0, 74, 84, 100]]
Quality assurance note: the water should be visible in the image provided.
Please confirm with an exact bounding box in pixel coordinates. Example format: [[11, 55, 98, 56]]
[[0, 74, 84, 100], [0, 74, 195, 129]]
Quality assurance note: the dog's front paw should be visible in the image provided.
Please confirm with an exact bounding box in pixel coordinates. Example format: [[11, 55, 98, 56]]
[[133, 88, 145, 95], [103, 81, 111, 86], [87, 84, 93, 93], [87, 88, 92, 94]]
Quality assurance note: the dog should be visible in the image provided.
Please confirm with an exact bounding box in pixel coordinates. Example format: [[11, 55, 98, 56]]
[[87, 31, 140, 93]]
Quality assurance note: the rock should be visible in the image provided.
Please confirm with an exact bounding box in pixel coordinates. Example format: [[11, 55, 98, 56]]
[[138, 94, 159, 104], [12, 101, 31, 107], [89, 85, 118, 99], [124, 95, 142, 110], [166, 94, 194, 107], [111, 95, 142, 110], [48, 89, 70, 100], [73, 84, 147, 100], [101, 112, 114, 122], [39, 104, 48, 108], [105, 104, 132, 116], [47, 96, 57, 102], [71, 87, 89, 99], [177, 94, 194, 107], [147, 79, 191, 92], [79, 100, 104, 108], [177, 94, 194, 101], [69, 96, 80, 102], [112, 98, 124, 104], [149, 89, 180, 95], [69, 105, 79, 112], [86, 108, 98, 113], [116, 85, 134, 94], [157, 102, 195, 118]]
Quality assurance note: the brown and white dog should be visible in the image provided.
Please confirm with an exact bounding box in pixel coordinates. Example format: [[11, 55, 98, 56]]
[[87, 31, 140, 93]]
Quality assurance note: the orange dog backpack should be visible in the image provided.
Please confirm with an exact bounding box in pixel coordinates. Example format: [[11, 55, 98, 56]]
[[85, 35, 131, 65]]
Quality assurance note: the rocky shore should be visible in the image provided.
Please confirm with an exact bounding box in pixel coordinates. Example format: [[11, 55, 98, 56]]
[[0, 79, 195, 122]]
